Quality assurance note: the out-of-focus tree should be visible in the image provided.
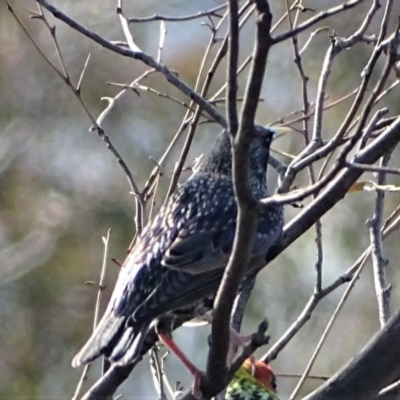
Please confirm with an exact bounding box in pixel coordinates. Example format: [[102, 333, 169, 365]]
[[2, 1, 400, 399]]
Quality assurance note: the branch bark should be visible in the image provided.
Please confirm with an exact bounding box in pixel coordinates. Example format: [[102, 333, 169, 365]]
[[202, 1, 273, 397], [303, 309, 400, 400]]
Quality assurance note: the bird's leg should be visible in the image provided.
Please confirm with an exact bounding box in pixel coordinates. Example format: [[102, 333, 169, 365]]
[[228, 327, 253, 348], [158, 333, 200, 376], [158, 333, 203, 399]]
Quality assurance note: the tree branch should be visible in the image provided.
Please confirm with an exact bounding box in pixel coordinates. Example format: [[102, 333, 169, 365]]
[[267, 116, 400, 258], [303, 309, 400, 400], [201, 1, 273, 398], [272, 0, 366, 44], [36, 0, 227, 128], [368, 152, 392, 327]]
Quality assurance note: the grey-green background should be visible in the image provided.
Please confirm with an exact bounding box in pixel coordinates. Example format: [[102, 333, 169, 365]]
[[1, 1, 400, 399]]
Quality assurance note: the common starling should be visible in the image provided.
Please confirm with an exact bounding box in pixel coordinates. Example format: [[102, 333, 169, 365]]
[[226, 358, 279, 400], [72, 127, 284, 368]]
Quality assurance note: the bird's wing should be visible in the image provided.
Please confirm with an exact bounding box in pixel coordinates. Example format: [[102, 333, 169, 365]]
[[132, 232, 271, 322], [160, 175, 238, 274], [133, 268, 223, 321], [132, 177, 282, 321], [161, 176, 283, 274], [161, 227, 233, 273]]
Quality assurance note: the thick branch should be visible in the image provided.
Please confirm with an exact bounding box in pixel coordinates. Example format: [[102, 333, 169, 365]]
[[267, 116, 400, 262], [80, 364, 134, 400], [202, 1, 273, 398], [303, 309, 400, 400]]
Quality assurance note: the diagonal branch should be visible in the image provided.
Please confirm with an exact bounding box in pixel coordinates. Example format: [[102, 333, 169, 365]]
[[303, 309, 400, 400], [273, 0, 365, 44], [36, 0, 227, 128], [268, 116, 400, 259]]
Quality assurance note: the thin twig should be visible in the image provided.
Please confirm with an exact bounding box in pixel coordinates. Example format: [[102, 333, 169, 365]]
[[347, 162, 400, 176], [226, 0, 239, 139], [150, 347, 167, 400], [289, 251, 369, 399], [157, 21, 167, 63], [285, 0, 324, 294], [378, 378, 400, 398], [368, 151, 392, 328], [165, 1, 253, 200], [36, 0, 227, 127], [273, 0, 365, 44], [72, 230, 111, 400], [8, 2, 145, 234], [128, 3, 228, 23], [117, 0, 142, 52], [231, 275, 256, 333]]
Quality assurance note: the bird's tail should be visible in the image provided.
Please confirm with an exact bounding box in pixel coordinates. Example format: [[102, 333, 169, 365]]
[[72, 308, 126, 368], [72, 308, 151, 368], [108, 321, 150, 365]]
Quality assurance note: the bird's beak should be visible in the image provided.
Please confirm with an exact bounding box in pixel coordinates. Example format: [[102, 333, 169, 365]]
[[268, 126, 292, 141]]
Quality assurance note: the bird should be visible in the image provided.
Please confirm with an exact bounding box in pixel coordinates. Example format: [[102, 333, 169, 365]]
[[72, 126, 284, 369], [225, 358, 279, 400]]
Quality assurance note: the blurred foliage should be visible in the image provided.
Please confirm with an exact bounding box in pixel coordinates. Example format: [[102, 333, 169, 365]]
[[1, 1, 400, 399]]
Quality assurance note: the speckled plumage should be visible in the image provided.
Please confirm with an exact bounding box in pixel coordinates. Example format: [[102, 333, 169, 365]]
[[226, 359, 279, 400], [72, 128, 283, 368]]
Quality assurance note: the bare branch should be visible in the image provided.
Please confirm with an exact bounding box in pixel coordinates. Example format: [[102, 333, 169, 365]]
[[72, 230, 112, 400], [273, 0, 365, 44], [165, 1, 253, 199], [303, 309, 400, 400], [127, 3, 228, 23], [231, 275, 256, 333], [149, 347, 167, 400], [263, 200, 400, 367], [368, 152, 392, 328], [36, 0, 227, 128], [289, 245, 369, 399], [203, 1, 274, 397], [9, 1, 145, 234], [117, 0, 142, 52], [226, 0, 239, 139], [347, 162, 400, 176], [267, 116, 400, 261]]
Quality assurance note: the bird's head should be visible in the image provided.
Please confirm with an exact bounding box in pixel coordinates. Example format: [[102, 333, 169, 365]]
[[196, 126, 288, 179], [249, 126, 286, 175], [242, 358, 277, 393]]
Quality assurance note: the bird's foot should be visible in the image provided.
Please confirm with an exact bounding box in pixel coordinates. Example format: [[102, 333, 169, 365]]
[[199, 313, 253, 350], [198, 313, 254, 365]]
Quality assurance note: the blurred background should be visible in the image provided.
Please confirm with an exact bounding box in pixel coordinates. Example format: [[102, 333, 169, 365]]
[[1, 0, 400, 398]]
